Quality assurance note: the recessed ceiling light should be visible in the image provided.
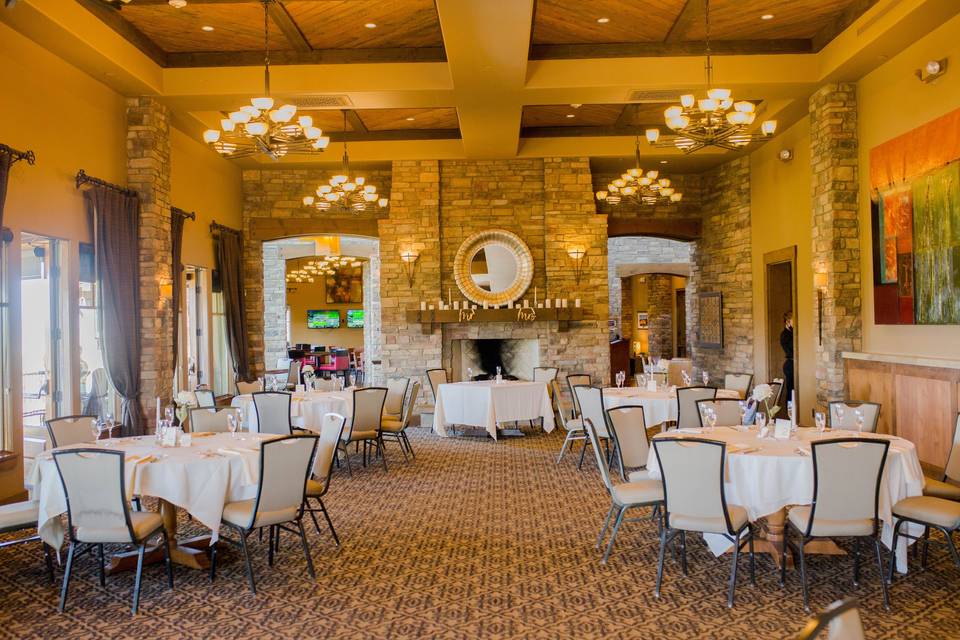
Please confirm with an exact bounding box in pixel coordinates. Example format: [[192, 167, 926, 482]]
[[761, 14, 774, 20], [566, 114, 575, 118], [570, 103, 582, 109], [596, 17, 610, 24], [405, 116, 415, 121], [660, 160, 668, 164], [365, 22, 377, 29], [168, 0, 187, 8], [201, 25, 214, 32]]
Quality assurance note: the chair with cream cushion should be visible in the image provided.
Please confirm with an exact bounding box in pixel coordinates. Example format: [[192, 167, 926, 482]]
[[566, 373, 592, 420], [382, 381, 420, 461], [586, 418, 663, 564], [675, 386, 717, 430], [45, 415, 98, 448], [574, 385, 610, 470], [781, 438, 890, 611], [769, 379, 784, 410], [533, 366, 559, 385], [828, 401, 880, 433], [795, 598, 866, 640], [0, 500, 54, 584], [923, 413, 960, 502], [696, 398, 744, 428], [724, 373, 753, 399], [653, 437, 755, 608], [188, 407, 241, 433], [210, 435, 319, 594], [605, 405, 651, 482], [338, 387, 388, 475], [52, 448, 173, 614], [252, 391, 293, 435], [426, 368, 448, 399], [304, 413, 347, 546], [383, 377, 409, 419], [554, 379, 586, 464], [194, 388, 215, 409], [887, 495, 960, 588], [236, 379, 263, 395]]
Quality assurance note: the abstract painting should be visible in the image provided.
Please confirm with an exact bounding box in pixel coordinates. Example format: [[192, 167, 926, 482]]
[[325, 265, 363, 304]]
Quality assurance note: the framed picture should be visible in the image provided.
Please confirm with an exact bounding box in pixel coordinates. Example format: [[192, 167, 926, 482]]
[[325, 265, 363, 304], [697, 291, 723, 349], [636, 312, 649, 329]]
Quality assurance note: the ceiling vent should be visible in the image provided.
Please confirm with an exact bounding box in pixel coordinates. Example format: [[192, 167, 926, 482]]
[[296, 95, 354, 109], [626, 89, 690, 102]]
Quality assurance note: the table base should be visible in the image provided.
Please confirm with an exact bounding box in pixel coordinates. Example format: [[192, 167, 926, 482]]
[[729, 508, 845, 569], [106, 499, 212, 574]]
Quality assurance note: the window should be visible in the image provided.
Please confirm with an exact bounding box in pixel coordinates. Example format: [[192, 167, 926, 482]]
[[210, 290, 233, 396], [0, 232, 11, 452], [78, 242, 108, 419], [179, 266, 211, 392]]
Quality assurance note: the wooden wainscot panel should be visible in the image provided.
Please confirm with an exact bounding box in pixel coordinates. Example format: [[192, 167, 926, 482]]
[[845, 360, 895, 435], [894, 374, 955, 469]]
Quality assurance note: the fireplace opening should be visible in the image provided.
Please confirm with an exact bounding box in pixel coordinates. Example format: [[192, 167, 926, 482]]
[[452, 338, 540, 381], [472, 339, 516, 380]]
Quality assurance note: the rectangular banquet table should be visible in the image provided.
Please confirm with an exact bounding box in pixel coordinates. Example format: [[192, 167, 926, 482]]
[[603, 386, 740, 428], [433, 380, 555, 440], [231, 389, 353, 432]]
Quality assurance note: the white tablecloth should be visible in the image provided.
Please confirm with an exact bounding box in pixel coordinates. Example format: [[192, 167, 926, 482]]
[[434, 381, 555, 439], [603, 387, 739, 427], [231, 390, 353, 432], [29, 432, 273, 550], [645, 427, 925, 572]]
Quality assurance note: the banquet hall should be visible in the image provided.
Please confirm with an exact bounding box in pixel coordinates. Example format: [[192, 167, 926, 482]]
[[1, 0, 960, 637]]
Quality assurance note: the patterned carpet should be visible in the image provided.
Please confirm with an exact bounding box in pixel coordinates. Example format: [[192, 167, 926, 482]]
[[1, 427, 959, 639]]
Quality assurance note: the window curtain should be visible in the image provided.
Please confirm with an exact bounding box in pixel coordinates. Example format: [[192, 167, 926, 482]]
[[213, 224, 253, 382], [170, 208, 189, 374], [0, 151, 12, 230], [84, 187, 146, 435]]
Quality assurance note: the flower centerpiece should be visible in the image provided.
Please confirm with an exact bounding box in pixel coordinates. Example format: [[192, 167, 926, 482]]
[[175, 390, 196, 427], [750, 383, 779, 420], [302, 364, 315, 389]]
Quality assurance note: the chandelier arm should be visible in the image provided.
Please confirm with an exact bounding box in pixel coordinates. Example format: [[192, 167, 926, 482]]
[[262, 0, 271, 97]]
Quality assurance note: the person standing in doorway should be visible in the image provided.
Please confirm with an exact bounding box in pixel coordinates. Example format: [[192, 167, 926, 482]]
[[780, 310, 794, 413]]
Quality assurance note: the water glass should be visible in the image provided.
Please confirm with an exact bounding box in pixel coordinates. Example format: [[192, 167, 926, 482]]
[[703, 407, 717, 432], [227, 413, 238, 439], [835, 406, 845, 426], [738, 401, 747, 427], [164, 405, 175, 424], [467, 367, 474, 381], [701, 370, 710, 385], [755, 412, 767, 430], [91, 419, 102, 441], [815, 411, 826, 434]]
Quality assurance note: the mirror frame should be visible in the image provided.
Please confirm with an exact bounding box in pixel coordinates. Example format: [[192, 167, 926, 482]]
[[453, 229, 534, 306]]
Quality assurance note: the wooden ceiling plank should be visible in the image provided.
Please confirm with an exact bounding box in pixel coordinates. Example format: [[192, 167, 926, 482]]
[[812, 0, 881, 51], [613, 104, 634, 128], [664, 0, 706, 43], [522, 125, 661, 138], [268, 1, 312, 53], [165, 47, 446, 66], [345, 110, 369, 134], [530, 38, 812, 59], [75, 0, 168, 66], [328, 128, 460, 142]]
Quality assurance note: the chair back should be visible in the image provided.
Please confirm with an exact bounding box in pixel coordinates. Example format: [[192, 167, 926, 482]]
[[426, 368, 448, 399], [667, 359, 693, 388], [583, 418, 615, 494], [236, 379, 263, 395], [574, 385, 607, 438], [676, 386, 717, 429], [807, 439, 888, 532], [194, 388, 216, 408], [828, 401, 880, 433], [45, 415, 97, 448], [795, 598, 865, 640], [769, 379, 784, 407], [533, 367, 559, 383], [566, 373, 592, 416], [606, 405, 649, 470], [189, 407, 241, 433], [943, 413, 960, 483], [311, 377, 339, 391], [286, 360, 302, 387], [399, 381, 421, 429], [249, 435, 318, 529], [724, 373, 753, 399], [696, 398, 743, 427], [654, 437, 733, 534], [313, 413, 346, 491], [252, 392, 292, 435], [550, 379, 572, 428], [52, 449, 134, 542], [384, 377, 410, 416], [349, 387, 388, 437]]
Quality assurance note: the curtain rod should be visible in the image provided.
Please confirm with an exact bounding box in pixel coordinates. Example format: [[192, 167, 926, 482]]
[[172, 207, 197, 221], [0, 143, 35, 165], [75, 169, 138, 197], [210, 220, 242, 236]]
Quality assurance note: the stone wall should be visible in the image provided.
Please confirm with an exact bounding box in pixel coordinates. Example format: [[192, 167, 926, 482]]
[[810, 83, 861, 405], [687, 156, 754, 381], [647, 274, 675, 359], [262, 242, 286, 369]]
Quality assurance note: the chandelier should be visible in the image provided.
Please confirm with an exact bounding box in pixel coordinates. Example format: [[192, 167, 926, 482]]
[[595, 137, 683, 206], [286, 255, 364, 284], [202, 1, 329, 160], [302, 111, 388, 213], [645, 0, 776, 154]]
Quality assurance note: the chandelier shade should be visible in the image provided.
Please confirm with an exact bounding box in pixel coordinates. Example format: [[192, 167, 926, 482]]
[[595, 138, 684, 207]]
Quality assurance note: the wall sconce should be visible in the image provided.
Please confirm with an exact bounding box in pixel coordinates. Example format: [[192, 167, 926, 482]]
[[399, 248, 419, 287], [916, 58, 948, 83], [814, 271, 828, 345], [567, 247, 587, 285]]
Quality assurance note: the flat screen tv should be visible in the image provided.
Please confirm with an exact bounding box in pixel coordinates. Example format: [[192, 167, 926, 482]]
[[346, 309, 364, 328], [307, 309, 340, 329]]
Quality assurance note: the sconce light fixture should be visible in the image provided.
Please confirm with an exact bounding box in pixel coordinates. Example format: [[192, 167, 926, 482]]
[[814, 271, 828, 345], [567, 246, 587, 285], [399, 248, 419, 287], [916, 58, 948, 83]]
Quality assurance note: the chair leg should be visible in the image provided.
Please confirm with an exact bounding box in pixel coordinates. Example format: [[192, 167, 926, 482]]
[[58, 542, 76, 613], [596, 503, 616, 549], [239, 531, 257, 595], [922, 526, 931, 568], [341, 443, 353, 477], [131, 543, 146, 615], [378, 437, 389, 471], [556, 432, 574, 464], [727, 532, 741, 608], [319, 499, 340, 546], [268, 525, 276, 567], [748, 528, 756, 586], [798, 535, 810, 612], [853, 536, 861, 587], [602, 507, 627, 565], [888, 518, 904, 586], [159, 531, 174, 589], [309, 506, 323, 536], [943, 527, 960, 566], [43, 544, 55, 585], [577, 439, 589, 470], [395, 435, 409, 462], [209, 544, 218, 582], [97, 544, 106, 587], [403, 432, 415, 459], [654, 527, 669, 599], [873, 537, 890, 611], [779, 527, 788, 587], [297, 519, 316, 579]]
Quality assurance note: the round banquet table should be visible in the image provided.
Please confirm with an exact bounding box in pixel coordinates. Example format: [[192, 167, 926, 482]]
[[231, 389, 353, 432], [30, 432, 274, 572], [644, 426, 925, 573], [433, 380, 555, 440], [603, 386, 740, 428]]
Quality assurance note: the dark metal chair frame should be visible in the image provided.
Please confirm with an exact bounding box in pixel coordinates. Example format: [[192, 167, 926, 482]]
[[573, 385, 611, 470], [793, 598, 861, 640], [605, 404, 651, 482], [827, 400, 882, 432], [0, 510, 55, 585], [887, 499, 960, 589], [252, 391, 293, 435], [337, 387, 389, 475], [674, 385, 717, 430], [565, 373, 592, 420], [305, 416, 347, 546], [695, 397, 745, 428], [45, 414, 100, 448], [194, 388, 216, 409]]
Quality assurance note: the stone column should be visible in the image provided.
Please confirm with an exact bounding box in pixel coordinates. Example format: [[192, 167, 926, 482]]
[[810, 82, 861, 405], [647, 274, 674, 359], [620, 277, 633, 341], [362, 253, 382, 383], [127, 97, 172, 432], [262, 242, 287, 368]]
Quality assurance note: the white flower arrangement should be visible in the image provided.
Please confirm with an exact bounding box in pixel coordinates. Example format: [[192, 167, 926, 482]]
[[301, 364, 315, 374], [175, 390, 196, 424], [750, 384, 779, 418]]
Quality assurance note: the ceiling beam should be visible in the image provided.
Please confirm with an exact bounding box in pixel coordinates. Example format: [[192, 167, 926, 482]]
[[522, 125, 664, 138], [166, 47, 446, 67], [665, 0, 706, 43], [328, 129, 460, 142], [613, 104, 635, 128], [812, 0, 882, 51], [74, 0, 167, 66], [344, 110, 369, 134], [267, 1, 311, 53], [608, 217, 702, 241], [530, 39, 812, 60]]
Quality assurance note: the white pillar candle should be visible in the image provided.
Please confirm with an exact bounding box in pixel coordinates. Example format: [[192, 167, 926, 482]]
[[508, 301, 514, 309], [534, 287, 538, 306], [420, 301, 426, 311], [472, 304, 477, 310], [453, 301, 460, 310], [574, 298, 581, 308], [523, 299, 530, 308], [156, 397, 161, 425], [545, 299, 551, 309], [537, 303, 543, 309], [555, 298, 561, 308], [428, 304, 435, 310], [482, 302, 488, 309], [561, 299, 568, 308]]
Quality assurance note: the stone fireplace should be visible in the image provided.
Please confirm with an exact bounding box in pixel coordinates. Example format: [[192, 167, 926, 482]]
[[452, 338, 540, 381]]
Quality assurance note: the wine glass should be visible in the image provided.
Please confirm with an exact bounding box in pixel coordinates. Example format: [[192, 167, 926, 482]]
[[467, 367, 474, 381], [616, 371, 625, 388], [855, 408, 864, 434], [703, 407, 717, 433], [738, 401, 747, 427], [755, 412, 767, 430], [496, 366, 502, 380], [164, 405, 175, 424], [835, 405, 845, 427], [104, 413, 115, 439], [701, 370, 710, 385], [815, 411, 826, 434], [90, 418, 102, 442], [227, 413, 238, 439]]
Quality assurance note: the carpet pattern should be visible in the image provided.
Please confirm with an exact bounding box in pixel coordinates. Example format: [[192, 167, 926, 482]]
[[1, 428, 959, 639]]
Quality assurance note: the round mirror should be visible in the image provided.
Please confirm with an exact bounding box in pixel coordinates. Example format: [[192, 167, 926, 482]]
[[454, 230, 534, 306]]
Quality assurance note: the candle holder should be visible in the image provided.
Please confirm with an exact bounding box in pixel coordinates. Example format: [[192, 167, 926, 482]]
[[399, 249, 419, 287], [567, 247, 587, 285]]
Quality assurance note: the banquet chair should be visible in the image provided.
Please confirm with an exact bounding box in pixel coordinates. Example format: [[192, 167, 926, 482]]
[[675, 386, 717, 430], [781, 438, 890, 611], [285, 360, 302, 390], [45, 415, 98, 448], [188, 407, 241, 433], [382, 381, 420, 462], [252, 392, 293, 435], [667, 359, 693, 388], [236, 379, 263, 396], [338, 387, 388, 475], [304, 413, 347, 546], [574, 386, 611, 471], [828, 401, 880, 433], [194, 388, 216, 409], [554, 379, 586, 464], [311, 377, 340, 391], [566, 373, 592, 419], [696, 398, 743, 428], [585, 418, 663, 564], [52, 449, 173, 614], [653, 437, 755, 608], [426, 368, 448, 400], [886, 493, 960, 589], [794, 598, 865, 640], [533, 366, 559, 385], [0, 500, 55, 584], [383, 377, 410, 419], [769, 379, 784, 409], [923, 413, 960, 502], [210, 435, 319, 594], [724, 373, 753, 399], [605, 405, 652, 482]]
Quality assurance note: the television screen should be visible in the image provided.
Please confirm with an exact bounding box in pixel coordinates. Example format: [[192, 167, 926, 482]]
[[346, 309, 364, 328], [307, 310, 340, 329]]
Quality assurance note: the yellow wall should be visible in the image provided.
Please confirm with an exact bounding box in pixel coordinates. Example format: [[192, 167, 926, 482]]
[[750, 118, 815, 418], [286, 281, 364, 349], [858, 12, 960, 360]]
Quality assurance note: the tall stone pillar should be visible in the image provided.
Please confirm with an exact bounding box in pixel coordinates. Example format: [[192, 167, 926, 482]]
[[647, 274, 675, 359], [127, 97, 172, 431], [262, 242, 287, 369], [810, 83, 861, 405]]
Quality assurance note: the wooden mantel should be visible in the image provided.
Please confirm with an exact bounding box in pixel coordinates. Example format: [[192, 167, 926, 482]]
[[405, 307, 584, 335]]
